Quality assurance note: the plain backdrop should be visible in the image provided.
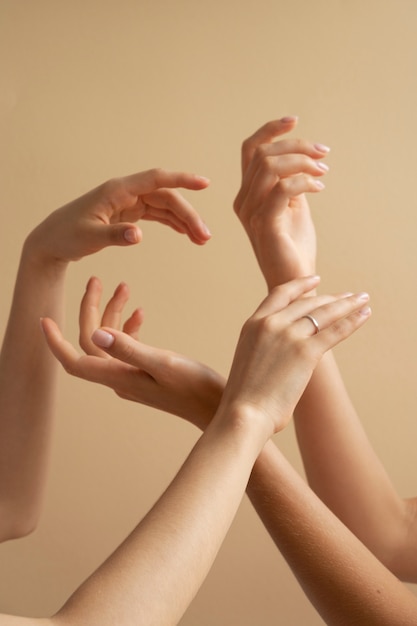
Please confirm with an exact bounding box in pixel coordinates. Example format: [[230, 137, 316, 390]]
[[1, 1, 417, 624]]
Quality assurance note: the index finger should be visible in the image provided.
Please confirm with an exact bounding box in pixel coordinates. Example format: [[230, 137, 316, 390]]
[[123, 168, 210, 196], [241, 117, 298, 173]]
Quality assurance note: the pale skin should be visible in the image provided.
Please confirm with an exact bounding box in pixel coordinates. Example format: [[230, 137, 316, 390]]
[[233, 116, 417, 583], [0, 167, 211, 542], [20, 276, 372, 626]]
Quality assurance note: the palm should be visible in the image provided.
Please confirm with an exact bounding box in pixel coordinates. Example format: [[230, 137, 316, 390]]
[[253, 194, 316, 291]]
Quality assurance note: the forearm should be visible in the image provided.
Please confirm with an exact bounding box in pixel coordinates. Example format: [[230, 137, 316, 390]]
[[293, 351, 417, 579], [52, 408, 266, 626], [247, 441, 417, 626], [0, 238, 67, 540]]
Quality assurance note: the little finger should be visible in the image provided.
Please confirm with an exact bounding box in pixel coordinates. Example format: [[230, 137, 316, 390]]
[[122, 308, 145, 340]]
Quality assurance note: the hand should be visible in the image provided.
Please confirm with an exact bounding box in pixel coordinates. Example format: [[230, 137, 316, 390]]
[[233, 117, 329, 291], [78, 276, 144, 359], [218, 276, 371, 434], [25, 169, 211, 266], [41, 277, 224, 429]]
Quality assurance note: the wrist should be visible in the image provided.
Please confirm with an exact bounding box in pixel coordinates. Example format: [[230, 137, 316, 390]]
[[211, 400, 274, 452], [23, 228, 69, 269], [21, 233, 68, 281]]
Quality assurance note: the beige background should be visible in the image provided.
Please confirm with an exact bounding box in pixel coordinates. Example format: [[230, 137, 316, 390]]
[[1, 0, 417, 623]]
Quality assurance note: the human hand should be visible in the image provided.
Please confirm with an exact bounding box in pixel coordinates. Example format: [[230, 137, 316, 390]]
[[25, 169, 211, 266], [217, 275, 371, 435], [233, 117, 329, 291], [41, 278, 224, 429]]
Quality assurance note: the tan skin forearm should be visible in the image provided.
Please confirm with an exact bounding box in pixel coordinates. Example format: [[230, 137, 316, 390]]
[[293, 351, 417, 581], [0, 239, 67, 541], [247, 440, 417, 626]]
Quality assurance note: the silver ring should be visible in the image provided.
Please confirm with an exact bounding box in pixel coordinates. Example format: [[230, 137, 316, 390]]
[[303, 314, 320, 334]]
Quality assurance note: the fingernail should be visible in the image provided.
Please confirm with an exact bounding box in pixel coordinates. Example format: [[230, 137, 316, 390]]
[[201, 222, 212, 237], [281, 115, 298, 123], [316, 162, 329, 172], [195, 175, 211, 184], [124, 228, 139, 244], [314, 180, 325, 190], [357, 292, 370, 301], [314, 143, 331, 153], [359, 306, 371, 316], [92, 329, 115, 348]]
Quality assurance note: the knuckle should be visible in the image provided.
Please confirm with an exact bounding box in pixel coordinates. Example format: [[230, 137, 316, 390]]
[[118, 341, 136, 362], [62, 359, 78, 377], [277, 177, 291, 194], [292, 337, 311, 359], [232, 196, 240, 214], [257, 314, 277, 336], [78, 334, 89, 354], [241, 136, 254, 155], [148, 167, 165, 187], [101, 177, 128, 209], [158, 351, 179, 377], [253, 144, 269, 163], [102, 177, 124, 196], [241, 315, 257, 335], [331, 316, 355, 337]]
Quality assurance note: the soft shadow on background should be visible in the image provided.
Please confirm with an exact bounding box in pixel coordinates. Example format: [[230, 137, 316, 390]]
[[1, 1, 416, 624]]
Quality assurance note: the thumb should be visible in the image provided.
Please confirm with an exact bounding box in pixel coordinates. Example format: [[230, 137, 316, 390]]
[[91, 327, 160, 373], [90, 223, 143, 248]]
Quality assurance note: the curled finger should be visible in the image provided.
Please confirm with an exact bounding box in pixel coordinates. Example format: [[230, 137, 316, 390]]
[[141, 188, 211, 245], [122, 308, 145, 340], [241, 117, 299, 173]]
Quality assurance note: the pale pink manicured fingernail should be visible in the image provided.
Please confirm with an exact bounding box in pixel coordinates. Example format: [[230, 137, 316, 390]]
[[201, 222, 212, 237], [359, 306, 372, 316], [314, 180, 325, 190], [316, 162, 329, 172], [314, 143, 331, 153], [124, 228, 139, 244], [281, 115, 298, 123], [195, 175, 211, 184], [92, 329, 115, 348], [357, 292, 370, 301]]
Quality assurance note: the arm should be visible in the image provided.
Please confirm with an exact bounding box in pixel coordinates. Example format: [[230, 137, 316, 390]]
[[246, 440, 417, 626], [43, 281, 417, 625], [233, 117, 417, 581], [9, 276, 363, 626], [0, 168, 210, 542]]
